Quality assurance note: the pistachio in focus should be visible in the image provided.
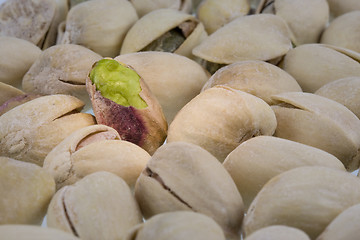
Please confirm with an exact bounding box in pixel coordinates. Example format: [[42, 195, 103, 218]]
[[245, 225, 310, 240], [0, 93, 41, 116], [130, 0, 193, 18]]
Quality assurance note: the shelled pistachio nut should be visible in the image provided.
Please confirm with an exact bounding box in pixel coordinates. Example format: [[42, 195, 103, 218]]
[[115, 51, 209, 123], [0, 93, 40, 116], [223, 136, 345, 210], [326, 0, 360, 18], [60, 0, 138, 57], [280, 44, 360, 92], [0, 37, 42, 88], [271, 92, 360, 171], [120, 9, 207, 60], [47, 171, 143, 240], [245, 225, 310, 240], [135, 142, 244, 240], [0, 82, 24, 106], [167, 86, 277, 162], [244, 166, 360, 239], [130, 0, 192, 18], [202, 60, 302, 105], [0, 157, 55, 225], [0, 94, 95, 166], [125, 211, 226, 240], [86, 58, 167, 155]]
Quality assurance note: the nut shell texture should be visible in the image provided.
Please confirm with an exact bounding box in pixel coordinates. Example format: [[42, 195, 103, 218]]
[[245, 225, 310, 240]]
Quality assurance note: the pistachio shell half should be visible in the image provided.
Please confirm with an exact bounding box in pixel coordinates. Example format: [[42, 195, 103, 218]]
[[0, 93, 40, 116], [326, 0, 360, 18], [245, 225, 310, 240], [130, 0, 193, 18], [0, 82, 24, 106]]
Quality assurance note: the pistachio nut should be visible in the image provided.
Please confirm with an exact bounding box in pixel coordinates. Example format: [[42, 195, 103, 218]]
[[0, 157, 55, 225], [120, 9, 208, 60], [245, 225, 310, 240], [320, 11, 360, 53], [47, 171, 143, 240], [135, 142, 244, 239], [60, 0, 138, 57], [317, 203, 360, 240], [326, 0, 360, 18], [22, 44, 102, 111], [115, 51, 209, 123], [0, 94, 95, 166], [196, 0, 250, 34], [167, 86, 277, 162], [243, 166, 360, 239], [315, 77, 360, 119], [130, 0, 193, 18], [0, 93, 40, 116], [280, 44, 360, 92], [0, 36, 42, 88], [0, 82, 24, 106], [86, 58, 167, 155], [202, 60, 302, 105], [125, 211, 226, 240], [271, 92, 360, 171]]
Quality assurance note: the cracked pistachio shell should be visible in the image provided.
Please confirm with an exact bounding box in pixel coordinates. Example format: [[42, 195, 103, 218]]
[[60, 0, 138, 57], [47, 171, 143, 240], [43, 124, 151, 190], [272, 92, 360, 171], [0, 94, 95, 166], [223, 136, 345, 210], [115, 51, 209, 123], [326, 0, 360, 18], [130, 0, 192, 18], [320, 11, 360, 53], [120, 9, 207, 60], [135, 142, 244, 240], [0, 37, 42, 88], [245, 226, 310, 240], [167, 86, 277, 162], [192, 14, 292, 64], [243, 166, 360, 239], [0, 93, 40, 117], [0, 82, 24, 106], [202, 60, 302, 105], [125, 211, 226, 240], [0, 157, 55, 225], [281, 44, 360, 92]]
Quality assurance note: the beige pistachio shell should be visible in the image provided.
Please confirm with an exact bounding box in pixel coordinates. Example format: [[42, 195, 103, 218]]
[[192, 14, 292, 64], [130, 0, 192, 17], [317, 203, 360, 240], [202, 60, 302, 104], [197, 0, 250, 34], [0, 225, 80, 240], [223, 136, 345, 210], [0, 37, 42, 88], [47, 171, 143, 240], [0, 82, 24, 106], [60, 0, 138, 57], [245, 225, 310, 240], [135, 142, 244, 239], [320, 11, 360, 53], [0, 94, 95, 166], [125, 211, 226, 240], [326, 0, 360, 18], [115, 51, 209, 123], [271, 92, 360, 171], [0, 93, 41, 117], [244, 166, 360, 239], [167, 86, 277, 162], [281, 44, 360, 92], [0, 157, 55, 225]]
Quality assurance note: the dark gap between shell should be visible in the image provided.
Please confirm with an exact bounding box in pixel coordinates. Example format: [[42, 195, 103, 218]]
[[62, 189, 79, 237]]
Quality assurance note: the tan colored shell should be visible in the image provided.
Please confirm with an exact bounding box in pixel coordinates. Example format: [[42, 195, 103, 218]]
[[0, 82, 24, 106], [125, 211, 226, 240], [223, 136, 345, 210], [60, 0, 138, 57], [115, 52, 209, 123], [326, 0, 360, 18], [243, 166, 360, 239], [130, 0, 192, 17], [0, 157, 55, 225], [0, 37, 42, 88], [0, 94, 40, 117], [167, 86, 277, 162], [192, 14, 293, 64], [47, 171, 143, 240], [245, 226, 310, 240], [0, 95, 95, 166], [134, 142, 244, 239], [202, 60, 302, 105], [320, 11, 360, 53], [271, 92, 360, 171], [281, 44, 360, 92]]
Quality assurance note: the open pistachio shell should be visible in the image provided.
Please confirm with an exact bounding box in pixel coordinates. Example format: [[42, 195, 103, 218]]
[[0, 157, 55, 225], [0, 94, 95, 166], [245, 226, 310, 240], [326, 0, 360, 18], [271, 92, 360, 171], [115, 51, 209, 123], [202, 60, 302, 105], [47, 171, 143, 240], [0, 93, 40, 117], [0, 82, 24, 106], [167, 86, 277, 162], [243, 166, 360, 239], [60, 0, 138, 57], [130, 0, 192, 18]]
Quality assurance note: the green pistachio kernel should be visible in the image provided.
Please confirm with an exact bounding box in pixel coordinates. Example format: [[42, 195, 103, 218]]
[[90, 59, 148, 109]]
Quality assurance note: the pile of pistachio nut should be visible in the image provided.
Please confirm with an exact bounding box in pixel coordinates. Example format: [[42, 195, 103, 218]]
[[1, 0, 360, 239]]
